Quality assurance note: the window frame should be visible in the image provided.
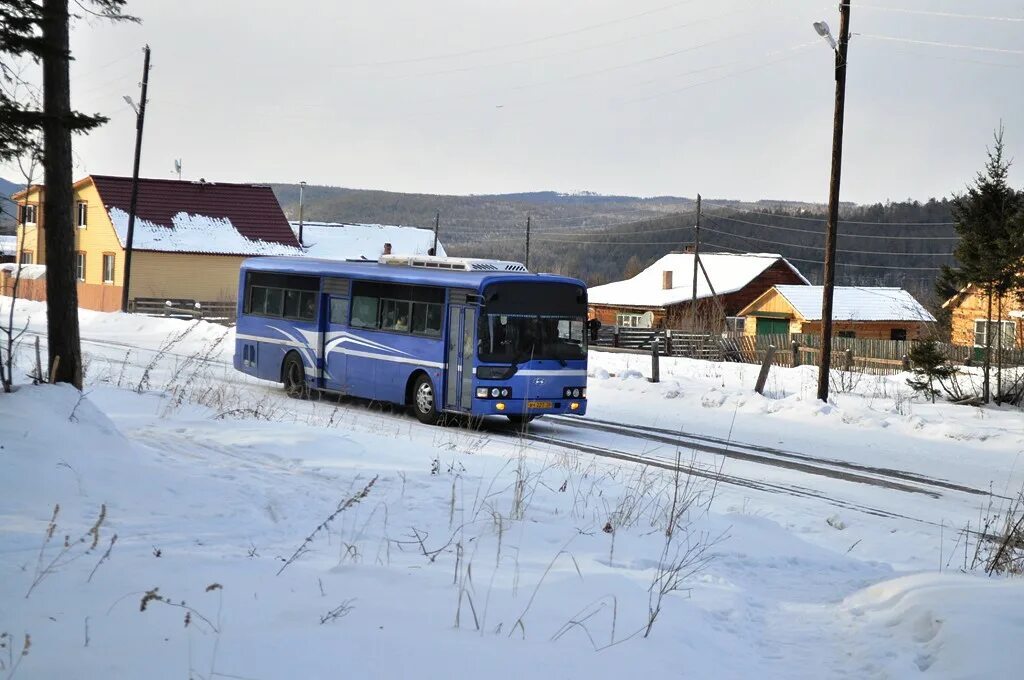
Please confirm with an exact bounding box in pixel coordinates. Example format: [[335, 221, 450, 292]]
[[243, 272, 320, 322], [19, 203, 38, 225], [616, 313, 644, 328], [348, 280, 446, 336], [74, 251, 86, 282], [836, 330, 856, 339], [20, 250, 34, 265], [102, 253, 115, 284], [974, 319, 1017, 349], [76, 201, 88, 228]]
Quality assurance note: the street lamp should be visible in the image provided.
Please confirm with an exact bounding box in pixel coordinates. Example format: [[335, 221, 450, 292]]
[[813, 21, 837, 50], [120, 45, 151, 314], [813, 5, 852, 403]]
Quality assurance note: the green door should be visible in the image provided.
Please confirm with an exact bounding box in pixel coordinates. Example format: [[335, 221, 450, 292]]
[[756, 317, 789, 336]]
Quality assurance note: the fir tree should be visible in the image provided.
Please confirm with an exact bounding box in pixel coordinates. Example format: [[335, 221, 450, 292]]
[[906, 340, 957, 403], [946, 127, 1024, 402]]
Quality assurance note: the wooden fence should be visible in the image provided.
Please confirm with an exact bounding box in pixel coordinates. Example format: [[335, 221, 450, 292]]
[[128, 298, 236, 325], [592, 326, 1024, 374]]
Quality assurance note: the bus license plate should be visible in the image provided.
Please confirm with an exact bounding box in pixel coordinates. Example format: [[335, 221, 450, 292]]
[[526, 401, 553, 409]]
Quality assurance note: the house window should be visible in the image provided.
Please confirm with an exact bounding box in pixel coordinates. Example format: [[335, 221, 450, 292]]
[[724, 316, 745, 333], [76, 201, 88, 228], [75, 252, 86, 281], [974, 319, 1017, 349], [102, 253, 115, 284], [837, 330, 856, 339], [890, 328, 907, 342], [19, 204, 37, 225], [20, 251, 34, 265], [616, 313, 646, 328]]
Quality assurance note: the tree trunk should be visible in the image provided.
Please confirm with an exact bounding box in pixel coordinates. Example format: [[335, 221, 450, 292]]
[[996, 295, 1003, 401], [983, 287, 992, 403], [41, 0, 82, 388]]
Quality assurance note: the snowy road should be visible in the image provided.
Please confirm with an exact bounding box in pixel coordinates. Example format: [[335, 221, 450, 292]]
[[15, 322, 1016, 542]]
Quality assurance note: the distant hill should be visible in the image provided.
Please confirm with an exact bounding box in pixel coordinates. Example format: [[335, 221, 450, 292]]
[[268, 183, 700, 233], [268, 183, 955, 304], [0, 177, 22, 233]]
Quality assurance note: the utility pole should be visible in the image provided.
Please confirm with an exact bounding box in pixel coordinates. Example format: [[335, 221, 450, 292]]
[[297, 180, 306, 247], [690, 194, 701, 330], [432, 211, 439, 255], [525, 214, 531, 270], [816, 2, 851, 403], [121, 44, 151, 314]]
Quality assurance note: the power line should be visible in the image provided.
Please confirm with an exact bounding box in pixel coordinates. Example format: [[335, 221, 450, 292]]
[[849, 4, 1024, 23], [706, 212, 960, 240], [622, 40, 817, 104], [333, 0, 702, 68], [700, 221, 955, 256], [704, 204, 956, 226], [385, 4, 753, 82], [74, 49, 140, 81], [699, 240, 945, 271], [857, 34, 1024, 57]]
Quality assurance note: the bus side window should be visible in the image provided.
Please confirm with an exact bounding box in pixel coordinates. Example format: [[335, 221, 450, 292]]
[[411, 302, 442, 337], [351, 295, 379, 329], [330, 298, 348, 325]]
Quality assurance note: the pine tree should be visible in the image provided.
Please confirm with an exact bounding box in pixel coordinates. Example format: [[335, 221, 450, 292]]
[[1, 0, 135, 389], [946, 127, 1024, 403]]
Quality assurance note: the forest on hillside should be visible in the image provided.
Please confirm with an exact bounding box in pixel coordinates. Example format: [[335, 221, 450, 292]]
[[454, 198, 958, 308], [273, 182, 956, 308]]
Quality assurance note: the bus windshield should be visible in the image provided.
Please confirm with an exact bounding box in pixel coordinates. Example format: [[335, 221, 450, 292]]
[[476, 280, 587, 364], [478, 314, 586, 363]]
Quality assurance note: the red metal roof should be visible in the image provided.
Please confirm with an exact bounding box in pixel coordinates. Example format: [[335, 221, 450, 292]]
[[90, 175, 299, 250]]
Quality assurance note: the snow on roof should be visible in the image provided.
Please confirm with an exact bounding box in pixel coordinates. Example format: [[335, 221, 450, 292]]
[[0, 235, 16, 256], [588, 252, 808, 307], [91, 175, 299, 249], [773, 285, 936, 322], [108, 207, 303, 256], [290, 221, 446, 261]]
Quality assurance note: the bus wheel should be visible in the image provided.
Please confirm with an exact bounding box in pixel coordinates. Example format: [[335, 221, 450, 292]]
[[411, 374, 440, 425], [282, 352, 308, 399], [506, 414, 537, 427]]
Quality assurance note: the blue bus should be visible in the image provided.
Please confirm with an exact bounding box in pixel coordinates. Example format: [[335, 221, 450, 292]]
[[233, 255, 588, 424]]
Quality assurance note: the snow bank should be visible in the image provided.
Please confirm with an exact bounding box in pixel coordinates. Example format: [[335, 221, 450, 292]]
[[0, 262, 46, 279], [2, 298, 1024, 677], [841, 573, 1024, 677]]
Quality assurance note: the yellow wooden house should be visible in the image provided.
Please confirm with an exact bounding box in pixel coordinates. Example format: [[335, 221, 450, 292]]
[[738, 285, 936, 340], [942, 285, 1023, 350], [8, 175, 301, 311]]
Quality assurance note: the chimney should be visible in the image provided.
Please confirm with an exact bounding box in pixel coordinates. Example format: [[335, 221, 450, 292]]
[[383, 242, 392, 255], [662, 270, 673, 290]]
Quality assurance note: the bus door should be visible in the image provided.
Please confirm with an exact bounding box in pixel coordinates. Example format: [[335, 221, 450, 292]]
[[322, 278, 350, 393], [444, 305, 476, 411]]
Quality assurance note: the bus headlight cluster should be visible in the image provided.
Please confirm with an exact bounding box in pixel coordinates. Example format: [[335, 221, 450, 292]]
[[563, 386, 586, 399], [476, 386, 512, 399]]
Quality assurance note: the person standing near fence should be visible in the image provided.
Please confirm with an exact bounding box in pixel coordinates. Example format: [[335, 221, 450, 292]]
[[587, 316, 602, 343]]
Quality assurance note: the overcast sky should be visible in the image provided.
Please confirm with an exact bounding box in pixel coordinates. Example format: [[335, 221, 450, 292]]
[[5, 0, 1024, 203]]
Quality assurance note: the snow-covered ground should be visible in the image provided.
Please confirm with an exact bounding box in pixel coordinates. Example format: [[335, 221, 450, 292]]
[[2, 297, 1023, 679]]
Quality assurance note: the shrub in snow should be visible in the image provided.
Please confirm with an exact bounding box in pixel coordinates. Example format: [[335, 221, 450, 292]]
[[906, 341, 959, 404]]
